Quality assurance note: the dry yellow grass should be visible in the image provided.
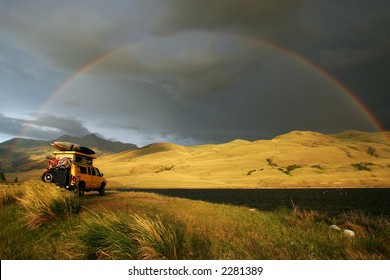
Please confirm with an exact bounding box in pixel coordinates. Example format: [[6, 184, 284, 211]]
[[96, 130, 390, 188], [17, 181, 80, 228], [1, 182, 389, 260]]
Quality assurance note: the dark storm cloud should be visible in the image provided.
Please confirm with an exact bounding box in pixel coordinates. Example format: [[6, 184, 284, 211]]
[[0, 113, 90, 140], [108, 36, 260, 98], [307, 2, 390, 131], [327, 44, 390, 130], [0, 0, 132, 69], [0, 0, 314, 70], [0, 0, 389, 145], [147, 0, 316, 45], [148, 0, 390, 137], [47, 44, 377, 145], [1, 0, 388, 77]]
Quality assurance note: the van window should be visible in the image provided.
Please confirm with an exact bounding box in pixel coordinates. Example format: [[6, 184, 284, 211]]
[[91, 168, 96, 176], [87, 167, 91, 175], [95, 168, 101, 176], [80, 166, 87, 174]]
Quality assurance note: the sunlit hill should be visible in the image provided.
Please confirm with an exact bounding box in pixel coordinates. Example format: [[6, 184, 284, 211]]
[[2, 130, 390, 188]]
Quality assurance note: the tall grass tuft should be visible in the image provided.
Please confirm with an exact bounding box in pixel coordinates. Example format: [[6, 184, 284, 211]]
[[77, 211, 180, 260], [333, 210, 390, 238], [0, 184, 24, 207], [77, 212, 138, 259], [18, 181, 80, 228], [132, 214, 178, 259]]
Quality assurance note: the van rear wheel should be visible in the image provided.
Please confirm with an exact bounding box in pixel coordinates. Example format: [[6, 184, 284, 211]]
[[77, 184, 85, 197]]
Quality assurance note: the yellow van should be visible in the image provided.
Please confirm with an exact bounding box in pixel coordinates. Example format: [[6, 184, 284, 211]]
[[42, 150, 107, 196]]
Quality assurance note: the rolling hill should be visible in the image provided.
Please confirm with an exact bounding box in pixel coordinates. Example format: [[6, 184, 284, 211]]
[[1, 130, 390, 188], [96, 130, 390, 188], [53, 134, 138, 154]]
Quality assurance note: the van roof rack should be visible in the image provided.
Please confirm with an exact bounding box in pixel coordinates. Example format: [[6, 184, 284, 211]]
[[53, 150, 97, 159]]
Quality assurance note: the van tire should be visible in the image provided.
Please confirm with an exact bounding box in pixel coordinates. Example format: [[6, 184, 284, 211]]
[[41, 171, 55, 183], [98, 184, 105, 196], [77, 183, 85, 197]]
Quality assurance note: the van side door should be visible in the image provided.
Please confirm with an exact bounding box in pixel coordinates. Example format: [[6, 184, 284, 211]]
[[79, 165, 91, 189], [90, 167, 99, 188]]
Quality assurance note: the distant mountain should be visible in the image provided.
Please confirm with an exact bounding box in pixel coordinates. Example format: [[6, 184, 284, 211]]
[[0, 138, 49, 151], [0, 134, 138, 172], [52, 134, 138, 154]]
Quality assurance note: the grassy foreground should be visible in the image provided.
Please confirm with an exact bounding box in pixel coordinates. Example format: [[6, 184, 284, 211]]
[[1, 181, 389, 260]]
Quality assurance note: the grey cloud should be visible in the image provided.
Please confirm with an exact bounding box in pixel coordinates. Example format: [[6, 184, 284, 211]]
[[313, 48, 378, 70], [0, 0, 314, 70], [147, 0, 314, 40], [29, 113, 91, 137], [0, 1, 388, 145], [0, 114, 25, 137], [81, 33, 262, 101], [2, 0, 388, 70], [2, 0, 386, 79], [44, 45, 378, 145], [0, 0, 130, 69], [0, 113, 90, 140]]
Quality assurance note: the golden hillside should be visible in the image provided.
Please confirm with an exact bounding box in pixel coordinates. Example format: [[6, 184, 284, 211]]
[[96, 130, 390, 188]]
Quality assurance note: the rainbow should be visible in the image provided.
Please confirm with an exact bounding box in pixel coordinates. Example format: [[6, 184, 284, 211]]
[[16, 45, 128, 142], [19, 32, 388, 143], [38, 45, 127, 113]]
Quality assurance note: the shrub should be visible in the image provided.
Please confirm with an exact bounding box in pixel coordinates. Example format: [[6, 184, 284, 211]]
[[247, 169, 256, 175], [266, 158, 277, 167], [287, 164, 301, 172], [278, 164, 302, 175], [367, 146, 378, 157], [312, 165, 323, 170], [351, 162, 373, 171], [155, 165, 175, 173]]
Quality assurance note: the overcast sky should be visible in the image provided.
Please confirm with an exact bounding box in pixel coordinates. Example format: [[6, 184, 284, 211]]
[[1, 0, 389, 146]]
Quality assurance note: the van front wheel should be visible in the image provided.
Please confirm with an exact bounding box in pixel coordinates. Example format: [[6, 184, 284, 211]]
[[98, 184, 105, 196]]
